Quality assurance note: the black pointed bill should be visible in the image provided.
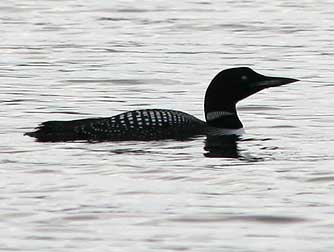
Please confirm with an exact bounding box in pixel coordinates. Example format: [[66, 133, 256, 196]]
[[251, 76, 299, 89]]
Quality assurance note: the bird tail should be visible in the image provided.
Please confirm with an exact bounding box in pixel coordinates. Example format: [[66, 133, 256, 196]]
[[24, 120, 83, 142]]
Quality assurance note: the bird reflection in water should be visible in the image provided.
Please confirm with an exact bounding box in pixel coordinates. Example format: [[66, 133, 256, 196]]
[[204, 135, 265, 161], [204, 135, 240, 158]]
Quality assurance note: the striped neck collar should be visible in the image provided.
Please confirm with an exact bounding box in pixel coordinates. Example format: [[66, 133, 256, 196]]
[[206, 111, 235, 121]]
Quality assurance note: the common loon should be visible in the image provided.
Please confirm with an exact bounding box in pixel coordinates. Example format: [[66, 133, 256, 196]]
[[25, 67, 298, 142]]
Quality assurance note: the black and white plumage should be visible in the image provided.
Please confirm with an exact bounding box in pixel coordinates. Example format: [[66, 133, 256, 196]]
[[26, 109, 205, 141], [25, 67, 298, 142]]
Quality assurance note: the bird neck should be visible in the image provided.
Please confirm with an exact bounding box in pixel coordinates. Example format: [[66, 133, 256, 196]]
[[204, 104, 243, 129]]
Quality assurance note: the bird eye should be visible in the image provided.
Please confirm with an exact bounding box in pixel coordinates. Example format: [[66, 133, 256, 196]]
[[241, 75, 248, 81]]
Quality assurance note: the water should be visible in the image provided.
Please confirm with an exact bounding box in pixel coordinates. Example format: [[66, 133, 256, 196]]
[[1, 0, 334, 251]]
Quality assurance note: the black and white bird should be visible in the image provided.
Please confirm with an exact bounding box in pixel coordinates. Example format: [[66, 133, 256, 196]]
[[25, 67, 298, 142]]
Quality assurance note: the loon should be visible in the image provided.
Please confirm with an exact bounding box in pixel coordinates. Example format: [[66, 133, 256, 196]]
[[25, 67, 298, 142]]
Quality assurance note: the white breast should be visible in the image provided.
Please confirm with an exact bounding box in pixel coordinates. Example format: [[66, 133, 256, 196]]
[[207, 127, 245, 136]]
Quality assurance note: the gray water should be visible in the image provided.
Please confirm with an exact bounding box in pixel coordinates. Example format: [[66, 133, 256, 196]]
[[1, 0, 334, 251]]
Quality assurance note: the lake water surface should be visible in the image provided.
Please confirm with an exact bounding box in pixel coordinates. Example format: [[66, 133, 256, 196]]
[[1, 0, 334, 251]]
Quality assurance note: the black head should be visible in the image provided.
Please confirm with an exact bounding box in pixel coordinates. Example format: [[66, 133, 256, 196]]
[[204, 67, 298, 128]]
